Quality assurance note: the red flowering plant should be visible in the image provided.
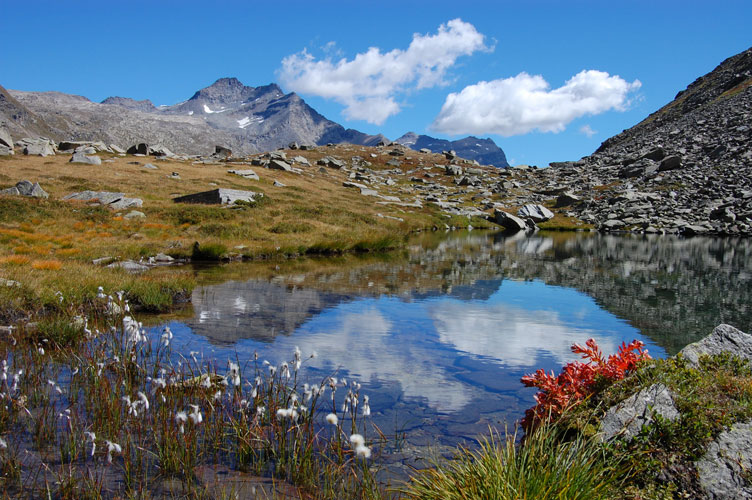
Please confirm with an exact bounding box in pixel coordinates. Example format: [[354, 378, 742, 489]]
[[521, 339, 650, 431]]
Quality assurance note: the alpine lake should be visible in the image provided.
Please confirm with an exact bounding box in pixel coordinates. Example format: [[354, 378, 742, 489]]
[[148, 229, 752, 477]]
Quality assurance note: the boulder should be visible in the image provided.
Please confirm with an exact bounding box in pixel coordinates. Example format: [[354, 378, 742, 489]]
[[63, 191, 142, 210], [126, 143, 149, 155], [213, 145, 232, 158], [555, 191, 581, 207], [150, 144, 174, 157], [292, 156, 310, 166], [1, 181, 48, 198], [22, 138, 55, 157], [658, 155, 682, 172], [445, 165, 463, 176], [70, 152, 102, 165], [679, 324, 752, 366], [15, 180, 48, 198], [0, 125, 13, 150], [600, 383, 680, 441], [173, 188, 262, 205], [696, 421, 752, 499], [518, 204, 554, 222], [268, 159, 292, 172], [317, 156, 346, 169], [106, 260, 149, 273], [493, 209, 528, 232], [110, 144, 125, 154], [227, 169, 259, 181]]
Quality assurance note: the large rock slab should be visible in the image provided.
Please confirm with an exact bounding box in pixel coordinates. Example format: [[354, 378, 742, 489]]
[[679, 324, 752, 366], [493, 209, 529, 232], [63, 190, 142, 209], [600, 383, 679, 441], [173, 188, 262, 205], [518, 204, 555, 222], [0, 125, 13, 150], [268, 159, 292, 172], [228, 169, 259, 181], [70, 152, 102, 165], [696, 421, 752, 499], [21, 138, 55, 156]]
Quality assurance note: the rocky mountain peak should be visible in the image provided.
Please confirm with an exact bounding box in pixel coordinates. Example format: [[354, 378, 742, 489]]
[[101, 96, 156, 112], [395, 132, 509, 167]]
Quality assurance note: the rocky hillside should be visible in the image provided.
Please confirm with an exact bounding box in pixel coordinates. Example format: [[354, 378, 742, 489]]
[[522, 46, 752, 236], [395, 132, 509, 167], [0, 78, 386, 156]]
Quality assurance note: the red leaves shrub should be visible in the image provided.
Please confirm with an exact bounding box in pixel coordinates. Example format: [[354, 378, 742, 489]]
[[521, 339, 650, 431]]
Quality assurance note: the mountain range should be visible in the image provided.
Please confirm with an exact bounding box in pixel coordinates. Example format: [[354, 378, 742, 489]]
[[0, 77, 507, 165]]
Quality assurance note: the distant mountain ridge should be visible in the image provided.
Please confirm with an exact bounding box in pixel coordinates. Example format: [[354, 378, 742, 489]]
[[395, 132, 509, 167], [1, 78, 387, 155], [0, 77, 505, 164]]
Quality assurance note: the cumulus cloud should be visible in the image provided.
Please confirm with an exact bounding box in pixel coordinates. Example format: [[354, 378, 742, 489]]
[[278, 19, 489, 125], [431, 70, 641, 136]]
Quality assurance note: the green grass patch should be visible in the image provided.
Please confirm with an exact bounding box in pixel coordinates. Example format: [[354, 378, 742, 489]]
[[191, 241, 228, 261], [268, 221, 313, 234], [402, 423, 625, 500]]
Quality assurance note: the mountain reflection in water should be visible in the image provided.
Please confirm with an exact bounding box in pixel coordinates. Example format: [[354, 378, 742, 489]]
[[163, 231, 751, 448]]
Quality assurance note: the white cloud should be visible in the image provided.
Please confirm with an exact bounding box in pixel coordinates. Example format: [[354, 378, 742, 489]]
[[579, 124, 597, 137], [278, 19, 489, 125], [431, 70, 641, 136], [430, 302, 619, 368]]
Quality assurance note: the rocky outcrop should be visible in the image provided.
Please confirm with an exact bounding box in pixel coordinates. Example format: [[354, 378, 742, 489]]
[[600, 383, 679, 441], [696, 421, 752, 499], [521, 47, 752, 236], [679, 324, 752, 366]]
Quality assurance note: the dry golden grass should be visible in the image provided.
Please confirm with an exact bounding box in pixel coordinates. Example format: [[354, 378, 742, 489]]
[[31, 259, 63, 270]]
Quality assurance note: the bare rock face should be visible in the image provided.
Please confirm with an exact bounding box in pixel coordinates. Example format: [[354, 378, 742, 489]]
[[679, 324, 752, 366], [600, 383, 679, 441], [696, 421, 752, 499]]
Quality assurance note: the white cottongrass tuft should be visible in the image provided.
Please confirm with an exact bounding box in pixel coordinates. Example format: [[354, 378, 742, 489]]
[[349, 434, 371, 459], [326, 413, 338, 425], [188, 404, 203, 424], [175, 411, 188, 433], [105, 440, 121, 464]]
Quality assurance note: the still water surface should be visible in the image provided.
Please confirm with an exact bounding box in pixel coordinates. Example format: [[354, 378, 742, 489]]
[[152, 231, 752, 452]]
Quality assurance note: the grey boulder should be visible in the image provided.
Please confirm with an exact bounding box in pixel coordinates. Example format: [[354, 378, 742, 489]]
[[518, 204, 555, 222], [70, 152, 102, 165], [600, 383, 680, 441], [696, 421, 752, 499], [268, 159, 292, 172], [493, 209, 529, 232], [679, 324, 752, 366], [63, 190, 142, 210], [0, 180, 48, 198], [228, 169, 259, 181]]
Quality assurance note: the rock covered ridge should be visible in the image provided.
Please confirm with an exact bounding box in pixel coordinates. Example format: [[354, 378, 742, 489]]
[[527, 46, 752, 236]]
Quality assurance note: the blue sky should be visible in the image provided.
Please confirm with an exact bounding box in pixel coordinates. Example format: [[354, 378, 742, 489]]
[[2, 0, 750, 166]]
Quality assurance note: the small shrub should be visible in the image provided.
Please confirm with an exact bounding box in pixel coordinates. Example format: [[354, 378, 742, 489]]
[[521, 339, 650, 430]]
